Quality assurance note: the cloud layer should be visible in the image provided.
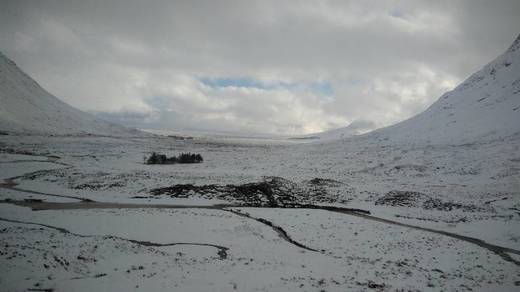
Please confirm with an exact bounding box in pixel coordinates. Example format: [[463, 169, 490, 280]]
[[1, 0, 519, 134]]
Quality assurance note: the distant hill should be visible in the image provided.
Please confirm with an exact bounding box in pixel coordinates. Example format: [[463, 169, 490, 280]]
[[301, 120, 376, 141]]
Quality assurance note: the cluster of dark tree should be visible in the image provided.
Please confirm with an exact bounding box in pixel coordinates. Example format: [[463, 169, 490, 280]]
[[145, 152, 203, 165]]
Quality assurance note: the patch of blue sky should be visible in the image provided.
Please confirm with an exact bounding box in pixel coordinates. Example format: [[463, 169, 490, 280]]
[[389, 8, 405, 19], [199, 77, 333, 96], [200, 77, 265, 89], [347, 77, 366, 86], [309, 81, 333, 96]]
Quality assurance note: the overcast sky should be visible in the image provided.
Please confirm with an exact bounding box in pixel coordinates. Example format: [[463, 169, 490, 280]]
[[1, 0, 519, 135]]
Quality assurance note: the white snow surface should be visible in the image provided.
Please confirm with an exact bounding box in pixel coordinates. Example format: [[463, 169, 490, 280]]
[[0, 36, 519, 291]]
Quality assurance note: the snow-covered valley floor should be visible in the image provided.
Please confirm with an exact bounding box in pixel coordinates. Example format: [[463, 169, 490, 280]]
[[0, 133, 519, 291]]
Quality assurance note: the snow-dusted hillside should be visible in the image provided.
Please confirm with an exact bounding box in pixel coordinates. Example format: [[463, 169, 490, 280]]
[[368, 34, 520, 145], [0, 52, 139, 136]]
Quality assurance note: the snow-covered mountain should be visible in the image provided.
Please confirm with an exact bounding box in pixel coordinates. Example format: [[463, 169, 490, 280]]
[[368, 34, 520, 145], [0, 52, 140, 136]]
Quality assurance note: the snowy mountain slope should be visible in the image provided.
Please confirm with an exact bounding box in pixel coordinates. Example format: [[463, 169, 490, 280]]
[[367, 34, 520, 145], [0, 52, 140, 136]]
